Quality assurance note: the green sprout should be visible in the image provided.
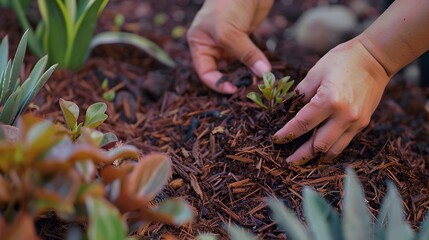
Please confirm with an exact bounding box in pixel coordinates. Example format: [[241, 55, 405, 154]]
[[59, 98, 108, 141], [246, 72, 295, 111]]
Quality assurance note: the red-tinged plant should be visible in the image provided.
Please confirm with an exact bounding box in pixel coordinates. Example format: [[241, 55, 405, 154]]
[[0, 111, 193, 239]]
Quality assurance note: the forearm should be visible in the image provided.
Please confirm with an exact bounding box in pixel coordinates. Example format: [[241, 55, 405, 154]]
[[357, 0, 429, 77]]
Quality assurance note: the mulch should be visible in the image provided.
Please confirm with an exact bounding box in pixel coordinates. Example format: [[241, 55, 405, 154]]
[[1, 0, 428, 239]]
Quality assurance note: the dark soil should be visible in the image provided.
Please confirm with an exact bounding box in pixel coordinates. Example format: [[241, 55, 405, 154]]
[[1, 0, 428, 239]]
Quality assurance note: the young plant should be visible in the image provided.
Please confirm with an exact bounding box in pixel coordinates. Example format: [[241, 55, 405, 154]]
[[247, 72, 295, 111], [0, 30, 57, 126], [11, 0, 176, 70], [59, 98, 108, 141], [226, 168, 429, 240], [0, 114, 193, 240]]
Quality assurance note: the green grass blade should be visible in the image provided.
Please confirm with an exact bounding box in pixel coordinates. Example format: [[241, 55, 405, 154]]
[[89, 31, 176, 68], [267, 199, 310, 240], [65, 0, 107, 69], [343, 168, 372, 240]]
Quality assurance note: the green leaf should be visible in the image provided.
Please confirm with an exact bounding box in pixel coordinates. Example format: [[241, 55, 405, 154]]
[[343, 168, 372, 240], [262, 72, 275, 89], [127, 153, 171, 201], [303, 187, 342, 240], [196, 234, 218, 240], [84, 102, 108, 128], [226, 225, 259, 240], [65, 0, 107, 69], [267, 199, 310, 240], [417, 213, 429, 240], [59, 98, 79, 131], [246, 92, 267, 109], [89, 31, 176, 68], [86, 197, 127, 240], [0, 86, 23, 125], [157, 199, 194, 225], [384, 182, 415, 240], [38, 0, 68, 67], [99, 132, 118, 148], [279, 80, 295, 98], [0, 35, 8, 74], [0, 60, 12, 105], [8, 29, 28, 96]]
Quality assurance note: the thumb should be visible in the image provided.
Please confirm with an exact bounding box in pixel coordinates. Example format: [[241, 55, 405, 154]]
[[225, 32, 271, 77]]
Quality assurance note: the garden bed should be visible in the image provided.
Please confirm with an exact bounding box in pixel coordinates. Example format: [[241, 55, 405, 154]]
[[1, 0, 428, 239]]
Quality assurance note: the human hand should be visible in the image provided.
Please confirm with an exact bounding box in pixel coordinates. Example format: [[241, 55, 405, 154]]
[[272, 39, 390, 165], [187, 0, 274, 94]]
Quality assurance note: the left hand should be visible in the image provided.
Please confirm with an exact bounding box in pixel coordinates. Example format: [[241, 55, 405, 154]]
[[272, 38, 390, 165]]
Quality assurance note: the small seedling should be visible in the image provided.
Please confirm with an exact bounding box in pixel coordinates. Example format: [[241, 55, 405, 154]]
[[101, 78, 116, 102], [59, 98, 108, 141], [247, 72, 295, 111]]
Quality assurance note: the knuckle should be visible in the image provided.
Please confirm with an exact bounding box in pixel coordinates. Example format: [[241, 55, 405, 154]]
[[313, 141, 330, 153], [295, 118, 310, 133], [239, 48, 257, 65]]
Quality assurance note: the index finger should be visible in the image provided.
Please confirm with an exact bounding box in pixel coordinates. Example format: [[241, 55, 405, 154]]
[[272, 98, 332, 144]]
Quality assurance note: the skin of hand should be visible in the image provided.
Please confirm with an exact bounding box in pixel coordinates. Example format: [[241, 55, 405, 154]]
[[187, 0, 274, 94], [273, 0, 429, 165]]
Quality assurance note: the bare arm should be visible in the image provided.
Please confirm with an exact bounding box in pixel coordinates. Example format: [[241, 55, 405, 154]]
[[358, 0, 429, 77]]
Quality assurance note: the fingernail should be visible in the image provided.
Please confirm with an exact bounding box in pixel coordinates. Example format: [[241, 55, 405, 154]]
[[222, 83, 237, 94], [272, 133, 294, 144], [251, 60, 270, 77]]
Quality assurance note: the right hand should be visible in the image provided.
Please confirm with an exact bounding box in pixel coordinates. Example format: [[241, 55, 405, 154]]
[[187, 0, 274, 94]]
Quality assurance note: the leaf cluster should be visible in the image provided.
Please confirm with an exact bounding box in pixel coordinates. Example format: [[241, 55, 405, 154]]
[[0, 111, 193, 239], [10, 0, 175, 70], [0, 31, 57, 126], [247, 72, 295, 111], [227, 168, 429, 240]]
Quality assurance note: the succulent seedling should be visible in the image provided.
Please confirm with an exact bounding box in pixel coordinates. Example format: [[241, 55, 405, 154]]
[[247, 72, 295, 112]]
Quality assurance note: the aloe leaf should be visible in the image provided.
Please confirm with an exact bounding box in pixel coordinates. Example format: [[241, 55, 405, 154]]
[[59, 98, 79, 131], [0, 35, 7, 74], [89, 31, 176, 68], [86, 197, 127, 240], [0, 87, 23, 125], [303, 187, 342, 240], [157, 199, 194, 225], [226, 225, 259, 240], [0, 60, 11, 105], [65, 0, 76, 26], [417, 213, 429, 240], [84, 102, 108, 128], [384, 182, 415, 240], [8, 30, 28, 96], [38, 0, 68, 67], [247, 92, 267, 109], [15, 63, 57, 122], [267, 199, 311, 240], [343, 168, 372, 240], [65, 0, 107, 69]]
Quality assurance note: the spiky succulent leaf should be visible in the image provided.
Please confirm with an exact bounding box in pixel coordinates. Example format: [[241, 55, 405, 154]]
[[267, 199, 310, 240], [303, 187, 342, 240], [343, 168, 372, 240], [226, 225, 259, 240]]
